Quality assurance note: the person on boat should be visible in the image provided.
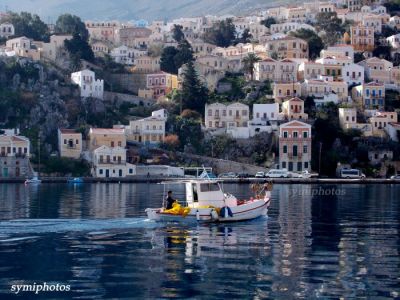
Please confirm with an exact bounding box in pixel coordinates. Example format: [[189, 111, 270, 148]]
[[165, 191, 176, 209]]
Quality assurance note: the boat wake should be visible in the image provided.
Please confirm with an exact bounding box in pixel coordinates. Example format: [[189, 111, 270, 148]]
[[0, 218, 160, 235]]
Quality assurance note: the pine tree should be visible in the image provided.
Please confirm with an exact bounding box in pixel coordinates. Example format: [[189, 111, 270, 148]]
[[181, 61, 208, 114]]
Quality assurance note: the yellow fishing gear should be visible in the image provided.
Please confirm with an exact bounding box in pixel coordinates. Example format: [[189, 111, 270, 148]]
[[164, 202, 191, 217], [163, 203, 221, 218]]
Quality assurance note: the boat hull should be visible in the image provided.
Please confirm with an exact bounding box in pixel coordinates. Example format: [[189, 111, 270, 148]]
[[146, 198, 270, 223]]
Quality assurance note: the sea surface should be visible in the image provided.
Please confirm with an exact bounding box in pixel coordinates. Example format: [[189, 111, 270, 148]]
[[0, 183, 399, 299]]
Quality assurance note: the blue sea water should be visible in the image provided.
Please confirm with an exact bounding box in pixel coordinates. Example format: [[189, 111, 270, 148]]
[[0, 183, 399, 299]]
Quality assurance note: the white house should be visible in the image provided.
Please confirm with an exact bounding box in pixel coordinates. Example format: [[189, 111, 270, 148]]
[[342, 63, 364, 85], [91, 145, 136, 178], [205, 102, 250, 129], [71, 69, 104, 99], [387, 34, 400, 49], [386, 123, 400, 142], [320, 45, 354, 61], [125, 111, 167, 145], [253, 103, 281, 122], [110, 45, 135, 65], [0, 23, 15, 38]]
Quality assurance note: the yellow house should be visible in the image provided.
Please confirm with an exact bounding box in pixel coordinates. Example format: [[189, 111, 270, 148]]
[[89, 128, 126, 151], [273, 82, 302, 102], [58, 129, 82, 159]]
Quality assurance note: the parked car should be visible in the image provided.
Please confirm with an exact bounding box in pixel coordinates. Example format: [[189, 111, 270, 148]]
[[340, 169, 365, 179], [390, 175, 400, 180], [264, 169, 289, 178], [236, 173, 250, 179], [290, 170, 318, 178], [255, 171, 265, 178], [218, 172, 236, 178]]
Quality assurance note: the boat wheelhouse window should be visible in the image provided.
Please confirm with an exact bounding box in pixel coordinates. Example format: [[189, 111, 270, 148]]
[[200, 183, 220, 192]]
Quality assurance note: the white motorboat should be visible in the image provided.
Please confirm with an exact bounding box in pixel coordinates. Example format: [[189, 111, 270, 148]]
[[145, 180, 271, 223], [24, 175, 42, 185]]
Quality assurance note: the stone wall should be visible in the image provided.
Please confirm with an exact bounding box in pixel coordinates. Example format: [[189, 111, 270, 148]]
[[103, 91, 156, 107], [174, 152, 267, 175], [107, 73, 147, 94]]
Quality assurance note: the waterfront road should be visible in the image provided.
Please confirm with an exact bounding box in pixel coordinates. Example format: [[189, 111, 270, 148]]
[[1, 177, 400, 184]]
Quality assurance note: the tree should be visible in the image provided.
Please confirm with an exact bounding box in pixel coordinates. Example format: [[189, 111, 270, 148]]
[[260, 17, 277, 29], [242, 53, 261, 81], [160, 46, 180, 74], [172, 24, 185, 42], [180, 60, 209, 113], [373, 45, 392, 60], [204, 18, 236, 47], [162, 134, 180, 151], [4, 12, 49, 41], [175, 115, 203, 152], [55, 14, 88, 41], [290, 29, 324, 59], [236, 28, 253, 44], [174, 40, 194, 68], [315, 12, 347, 46], [65, 31, 95, 66], [160, 41, 193, 74]]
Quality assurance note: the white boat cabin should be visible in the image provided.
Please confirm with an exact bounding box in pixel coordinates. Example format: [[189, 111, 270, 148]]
[[184, 180, 237, 208]]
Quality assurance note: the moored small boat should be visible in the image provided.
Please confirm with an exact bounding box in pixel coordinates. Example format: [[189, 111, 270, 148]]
[[67, 177, 84, 184], [24, 176, 42, 185], [145, 180, 272, 223]]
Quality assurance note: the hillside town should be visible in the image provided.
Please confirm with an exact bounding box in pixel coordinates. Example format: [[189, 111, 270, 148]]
[[1, 0, 400, 179]]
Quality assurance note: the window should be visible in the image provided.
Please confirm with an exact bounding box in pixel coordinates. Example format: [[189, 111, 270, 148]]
[[283, 131, 288, 138], [282, 162, 287, 169], [200, 183, 220, 192], [293, 145, 298, 157], [303, 145, 308, 153], [293, 132, 298, 138], [99, 169, 103, 175], [208, 109, 212, 116], [283, 145, 288, 153], [303, 131, 308, 138], [64, 139, 67, 145]]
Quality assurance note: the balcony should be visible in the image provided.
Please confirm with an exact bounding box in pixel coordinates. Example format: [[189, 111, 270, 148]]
[[280, 137, 312, 142], [97, 160, 126, 165]]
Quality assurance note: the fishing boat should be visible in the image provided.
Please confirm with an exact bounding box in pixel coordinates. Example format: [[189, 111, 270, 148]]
[[145, 180, 271, 223]]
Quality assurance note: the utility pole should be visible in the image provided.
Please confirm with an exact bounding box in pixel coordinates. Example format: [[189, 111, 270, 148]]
[[180, 92, 183, 115], [38, 133, 41, 177], [318, 142, 322, 175]]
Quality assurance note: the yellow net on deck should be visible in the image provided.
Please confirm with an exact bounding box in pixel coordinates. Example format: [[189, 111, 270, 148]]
[[164, 202, 191, 217], [163, 204, 220, 218]]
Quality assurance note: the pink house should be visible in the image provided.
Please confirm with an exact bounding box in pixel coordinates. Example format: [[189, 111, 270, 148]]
[[146, 72, 178, 97]]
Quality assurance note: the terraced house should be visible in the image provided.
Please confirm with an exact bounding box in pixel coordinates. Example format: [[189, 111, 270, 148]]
[[279, 120, 312, 172], [0, 132, 31, 178]]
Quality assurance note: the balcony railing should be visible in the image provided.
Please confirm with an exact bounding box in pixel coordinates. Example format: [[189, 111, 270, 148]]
[[97, 160, 126, 165]]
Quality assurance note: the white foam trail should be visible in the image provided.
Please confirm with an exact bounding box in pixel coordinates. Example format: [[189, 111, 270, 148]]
[[0, 218, 161, 234]]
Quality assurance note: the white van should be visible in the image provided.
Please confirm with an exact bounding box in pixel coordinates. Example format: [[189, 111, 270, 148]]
[[340, 169, 365, 179], [265, 169, 289, 178]]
